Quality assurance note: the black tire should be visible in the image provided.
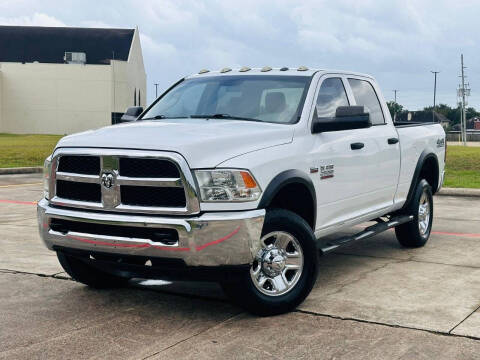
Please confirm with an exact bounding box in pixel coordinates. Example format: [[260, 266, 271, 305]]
[[395, 179, 433, 248], [221, 209, 319, 316], [57, 252, 129, 289]]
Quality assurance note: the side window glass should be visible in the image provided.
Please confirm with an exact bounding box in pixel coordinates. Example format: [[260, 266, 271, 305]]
[[348, 79, 385, 125], [315, 78, 349, 120]]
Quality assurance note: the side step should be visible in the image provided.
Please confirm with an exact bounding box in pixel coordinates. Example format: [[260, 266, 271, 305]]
[[320, 215, 414, 254]]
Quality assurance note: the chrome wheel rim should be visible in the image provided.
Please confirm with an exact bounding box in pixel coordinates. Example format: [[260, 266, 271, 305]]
[[250, 231, 304, 296], [418, 190, 431, 236]]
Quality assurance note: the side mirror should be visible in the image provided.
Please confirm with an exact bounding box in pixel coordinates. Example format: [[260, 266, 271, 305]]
[[119, 106, 143, 123], [312, 106, 372, 133]]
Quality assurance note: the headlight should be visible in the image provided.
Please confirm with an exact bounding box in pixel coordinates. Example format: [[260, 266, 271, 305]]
[[43, 155, 52, 200], [195, 169, 261, 202]]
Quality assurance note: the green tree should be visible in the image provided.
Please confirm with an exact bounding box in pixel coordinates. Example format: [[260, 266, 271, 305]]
[[386, 101, 403, 118]]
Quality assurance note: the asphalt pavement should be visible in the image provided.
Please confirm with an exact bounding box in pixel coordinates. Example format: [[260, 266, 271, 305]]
[[1, 174, 479, 359]]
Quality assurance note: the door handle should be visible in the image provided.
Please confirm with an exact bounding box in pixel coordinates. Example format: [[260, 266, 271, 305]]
[[388, 138, 399, 144], [350, 142, 364, 150]]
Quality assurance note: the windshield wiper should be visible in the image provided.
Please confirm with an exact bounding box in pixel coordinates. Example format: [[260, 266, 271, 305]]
[[141, 115, 188, 120], [190, 114, 262, 122]]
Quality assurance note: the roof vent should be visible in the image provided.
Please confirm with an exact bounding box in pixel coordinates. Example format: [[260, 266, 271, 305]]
[[280, 67, 289, 71], [220, 67, 232, 73], [64, 52, 86, 64], [239, 66, 251, 72], [261, 66, 272, 72], [297, 66, 309, 71], [198, 69, 210, 74]]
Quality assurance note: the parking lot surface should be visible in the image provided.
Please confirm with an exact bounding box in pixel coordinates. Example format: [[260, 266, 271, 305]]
[[1, 174, 479, 359]]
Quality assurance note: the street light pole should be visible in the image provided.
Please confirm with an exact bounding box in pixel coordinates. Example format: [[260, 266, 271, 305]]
[[431, 71, 439, 122]]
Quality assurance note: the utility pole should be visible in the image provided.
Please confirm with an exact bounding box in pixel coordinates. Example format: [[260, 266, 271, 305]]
[[154, 83, 159, 98], [431, 71, 439, 122], [392, 90, 398, 121], [457, 54, 470, 146]]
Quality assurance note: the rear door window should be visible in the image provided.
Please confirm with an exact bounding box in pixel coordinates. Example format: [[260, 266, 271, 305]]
[[348, 79, 385, 125]]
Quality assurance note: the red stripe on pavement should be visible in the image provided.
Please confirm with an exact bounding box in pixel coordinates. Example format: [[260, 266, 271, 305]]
[[431, 231, 480, 238], [0, 199, 37, 205], [195, 226, 241, 251]]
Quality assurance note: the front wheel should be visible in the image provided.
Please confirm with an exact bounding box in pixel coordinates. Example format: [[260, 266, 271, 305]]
[[221, 209, 319, 316], [395, 179, 434, 248]]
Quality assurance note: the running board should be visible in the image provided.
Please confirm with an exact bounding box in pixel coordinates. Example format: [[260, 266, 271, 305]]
[[320, 215, 414, 254]]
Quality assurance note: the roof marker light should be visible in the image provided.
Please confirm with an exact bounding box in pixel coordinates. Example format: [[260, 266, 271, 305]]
[[220, 67, 232, 73], [261, 66, 272, 72], [297, 66, 309, 71], [280, 67, 289, 71], [239, 66, 251, 72], [198, 69, 209, 74]]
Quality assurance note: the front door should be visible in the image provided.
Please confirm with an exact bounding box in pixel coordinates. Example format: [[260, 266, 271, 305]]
[[309, 75, 399, 231]]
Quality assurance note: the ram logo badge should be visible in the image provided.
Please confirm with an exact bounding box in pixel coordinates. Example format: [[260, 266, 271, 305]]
[[320, 164, 334, 180], [101, 172, 115, 189]]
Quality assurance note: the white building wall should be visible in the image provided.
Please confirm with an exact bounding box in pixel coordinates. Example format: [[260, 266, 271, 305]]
[[0, 62, 112, 134], [111, 27, 147, 113], [0, 68, 3, 130]]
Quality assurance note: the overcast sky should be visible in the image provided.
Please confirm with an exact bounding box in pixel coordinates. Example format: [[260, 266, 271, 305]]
[[1, 0, 479, 110]]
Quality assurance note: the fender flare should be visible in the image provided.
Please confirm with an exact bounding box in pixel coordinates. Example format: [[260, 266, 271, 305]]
[[258, 169, 317, 227], [403, 150, 439, 209]]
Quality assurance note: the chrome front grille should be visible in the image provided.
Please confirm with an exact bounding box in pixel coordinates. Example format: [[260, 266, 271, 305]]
[[49, 149, 200, 215]]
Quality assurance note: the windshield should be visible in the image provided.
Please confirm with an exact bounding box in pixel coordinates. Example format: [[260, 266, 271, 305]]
[[141, 75, 312, 124]]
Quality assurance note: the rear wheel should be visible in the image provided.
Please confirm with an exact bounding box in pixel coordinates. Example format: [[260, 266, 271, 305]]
[[395, 179, 433, 248], [57, 252, 129, 288], [221, 209, 318, 316]]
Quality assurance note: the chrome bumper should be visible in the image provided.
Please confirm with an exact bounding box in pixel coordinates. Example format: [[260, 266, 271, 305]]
[[37, 199, 265, 267]]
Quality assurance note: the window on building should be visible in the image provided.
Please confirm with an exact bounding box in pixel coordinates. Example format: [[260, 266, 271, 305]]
[[314, 77, 349, 120], [348, 79, 385, 125]]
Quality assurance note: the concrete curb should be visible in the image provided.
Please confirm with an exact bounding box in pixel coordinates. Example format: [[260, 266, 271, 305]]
[[0, 167, 43, 175], [437, 187, 480, 198]]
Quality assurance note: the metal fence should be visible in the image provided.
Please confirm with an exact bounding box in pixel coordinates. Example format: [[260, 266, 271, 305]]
[[447, 131, 480, 142]]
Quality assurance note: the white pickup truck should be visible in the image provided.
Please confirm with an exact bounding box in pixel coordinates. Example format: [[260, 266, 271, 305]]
[[38, 67, 446, 315]]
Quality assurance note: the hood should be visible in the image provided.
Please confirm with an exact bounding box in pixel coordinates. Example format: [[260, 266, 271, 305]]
[[56, 119, 294, 168]]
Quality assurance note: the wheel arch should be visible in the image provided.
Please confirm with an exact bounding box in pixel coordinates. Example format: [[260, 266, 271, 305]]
[[258, 170, 317, 230], [403, 150, 440, 210]]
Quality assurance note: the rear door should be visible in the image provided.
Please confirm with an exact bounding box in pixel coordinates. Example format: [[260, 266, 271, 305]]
[[346, 76, 401, 212]]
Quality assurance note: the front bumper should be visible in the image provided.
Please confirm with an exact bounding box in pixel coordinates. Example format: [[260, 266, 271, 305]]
[[37, 199, 265, 267]]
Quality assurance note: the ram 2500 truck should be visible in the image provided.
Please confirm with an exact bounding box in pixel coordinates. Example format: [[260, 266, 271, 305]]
[[38, 67, 446, 315]]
